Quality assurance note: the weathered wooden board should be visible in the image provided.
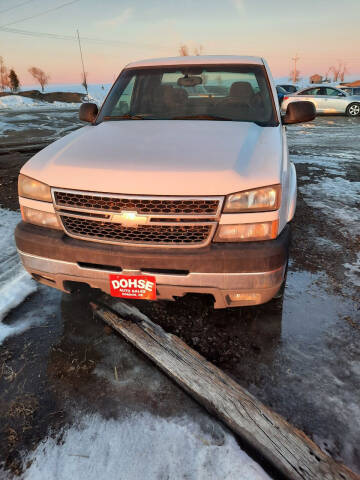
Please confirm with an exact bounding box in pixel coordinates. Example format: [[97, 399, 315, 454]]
[[91, 301, 360, 480]]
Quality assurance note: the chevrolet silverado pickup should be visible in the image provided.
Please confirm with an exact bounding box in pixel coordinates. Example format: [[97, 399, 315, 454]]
[[15, 55, 315, 308]]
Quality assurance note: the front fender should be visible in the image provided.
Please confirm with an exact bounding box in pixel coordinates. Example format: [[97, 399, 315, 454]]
[[287, 162, 297, 222]]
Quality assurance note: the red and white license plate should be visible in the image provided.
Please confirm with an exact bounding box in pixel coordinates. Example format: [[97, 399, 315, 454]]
[[109, 274, 157, 300]]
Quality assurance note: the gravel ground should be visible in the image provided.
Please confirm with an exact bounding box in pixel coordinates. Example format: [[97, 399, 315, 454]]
[[0, 110, 359, 478]]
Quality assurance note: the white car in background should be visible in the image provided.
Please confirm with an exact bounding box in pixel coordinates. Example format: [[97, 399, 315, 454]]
[[15, 55, 315, 309], [281, 85, 360, 117]]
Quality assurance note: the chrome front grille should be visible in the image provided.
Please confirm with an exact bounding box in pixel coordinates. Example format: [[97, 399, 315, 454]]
[[53, 189, 223, 248], [61, 216, 213, 245], [54, 191, 220, 216]]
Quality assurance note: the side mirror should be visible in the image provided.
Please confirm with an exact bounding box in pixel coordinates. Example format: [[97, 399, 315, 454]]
[[283, 101, 316, 124], [79, 102, 98, 123]]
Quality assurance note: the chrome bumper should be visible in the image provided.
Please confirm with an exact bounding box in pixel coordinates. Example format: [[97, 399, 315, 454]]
[[18, 250, 285, 309]]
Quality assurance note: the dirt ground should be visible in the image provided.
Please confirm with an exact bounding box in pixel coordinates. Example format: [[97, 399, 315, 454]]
[[0, 111, 359, 478]]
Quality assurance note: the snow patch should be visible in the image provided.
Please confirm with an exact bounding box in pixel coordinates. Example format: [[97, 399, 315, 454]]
[[300, 177, 360, 233], [344, 253, 360, 287], [0, 83, 111, 110], [0, 95, 81, 110], [23, 412, 270, 480], [0, 209, 37, 340]]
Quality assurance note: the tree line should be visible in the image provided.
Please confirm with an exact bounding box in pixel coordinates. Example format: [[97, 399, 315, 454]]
[[0, 57, 50, 93], [290, 58, 349, 84]]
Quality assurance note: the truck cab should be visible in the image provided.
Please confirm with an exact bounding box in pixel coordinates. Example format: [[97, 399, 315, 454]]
[[15, 56, 315, 308]]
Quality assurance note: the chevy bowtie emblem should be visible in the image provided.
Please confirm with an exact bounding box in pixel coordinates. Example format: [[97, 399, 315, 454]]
[[111, 211, 148, 228]]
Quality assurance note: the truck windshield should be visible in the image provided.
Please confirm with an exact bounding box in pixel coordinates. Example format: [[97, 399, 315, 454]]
[[98, 65, 278, 126]]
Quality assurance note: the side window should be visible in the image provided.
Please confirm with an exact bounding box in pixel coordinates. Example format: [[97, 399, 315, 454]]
[[111, 76, 136, 115], [324, 88, 341, 96], [301, 88, 321, 96]]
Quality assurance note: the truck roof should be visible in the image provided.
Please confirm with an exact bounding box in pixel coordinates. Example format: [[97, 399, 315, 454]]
[[125, 55, 264, 69]]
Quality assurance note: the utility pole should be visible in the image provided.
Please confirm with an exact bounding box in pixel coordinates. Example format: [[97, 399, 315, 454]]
[[291, 54, 300, 83], [77, 29, 88, 94]]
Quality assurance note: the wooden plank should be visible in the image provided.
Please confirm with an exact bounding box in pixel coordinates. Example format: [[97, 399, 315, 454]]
[[90, 301, 360, 480]]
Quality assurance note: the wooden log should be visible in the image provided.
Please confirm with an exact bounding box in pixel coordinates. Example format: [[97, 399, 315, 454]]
[[90, 301, 360, 480]]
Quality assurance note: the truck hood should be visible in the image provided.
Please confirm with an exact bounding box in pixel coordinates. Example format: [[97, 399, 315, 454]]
[[22, 121, 283, 196]]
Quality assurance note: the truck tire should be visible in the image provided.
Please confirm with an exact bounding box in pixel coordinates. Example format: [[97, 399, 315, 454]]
[[268, 258, 289, 310], [346, 103, 360, 117]]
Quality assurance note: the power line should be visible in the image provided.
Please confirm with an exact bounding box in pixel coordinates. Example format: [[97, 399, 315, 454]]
[[0, 0, 82, 28], [0, 0, 36, 15], [0, 26, 73, 41], [0, 25, 169, 50]]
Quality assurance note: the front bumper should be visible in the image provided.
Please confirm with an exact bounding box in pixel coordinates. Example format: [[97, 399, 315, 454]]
[[15, 222, 290, 309]]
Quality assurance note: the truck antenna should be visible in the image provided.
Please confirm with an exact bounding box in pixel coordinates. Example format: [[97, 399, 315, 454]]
[[77, 29, 88, 95]]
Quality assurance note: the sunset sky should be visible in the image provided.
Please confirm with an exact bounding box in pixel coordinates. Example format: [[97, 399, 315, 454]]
[[1, 0, 359, 86]]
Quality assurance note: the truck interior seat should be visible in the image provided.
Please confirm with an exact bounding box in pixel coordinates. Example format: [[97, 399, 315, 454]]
[[152, 85, 188, 115], [216, 81, 255, 118]]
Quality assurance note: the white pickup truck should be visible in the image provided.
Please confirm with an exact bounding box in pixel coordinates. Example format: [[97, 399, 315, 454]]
[[15, 56, 315, 308]]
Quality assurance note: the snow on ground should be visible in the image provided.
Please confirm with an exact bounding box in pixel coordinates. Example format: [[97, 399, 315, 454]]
[[24, 83, 111, 104], [0, 95, 82, 110], [344, 253, 360, 287], [299, 176, 360, 234], [84, 84, 111, 105], [23, 411, 270, 480], [0, 84, 111, 111], [0, 209, 37, 342]]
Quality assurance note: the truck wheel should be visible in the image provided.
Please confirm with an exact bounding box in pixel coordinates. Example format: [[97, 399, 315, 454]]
[[346, 103, 360, 117]]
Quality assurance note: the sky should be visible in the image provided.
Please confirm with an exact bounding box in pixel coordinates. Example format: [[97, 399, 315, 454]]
[[0, 0, 360, 87]]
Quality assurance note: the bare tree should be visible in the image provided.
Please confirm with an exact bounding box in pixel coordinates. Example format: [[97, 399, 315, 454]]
[[193, 45, 203, 56], [179, 44, 205, 56], [28, 67, 50, 92], [330, 64, 340, 82], [329, 61, 348, 83], [0, 57, 10, 91], [323, 68, 331, 83], [339, 62, 348, 82], [179, 45, 190, 56]]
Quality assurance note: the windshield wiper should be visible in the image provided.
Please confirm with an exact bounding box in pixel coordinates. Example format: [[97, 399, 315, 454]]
[[103, 114, 148, 120], [172, 114, 273, 126], [171, 114, 232, 121]]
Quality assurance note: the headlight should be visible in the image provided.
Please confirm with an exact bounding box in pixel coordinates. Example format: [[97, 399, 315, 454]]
[[21, 206, 62, 230], [214, 220, 278, 242], [223, 185, 281, 213], [18, 174, 52, 202]]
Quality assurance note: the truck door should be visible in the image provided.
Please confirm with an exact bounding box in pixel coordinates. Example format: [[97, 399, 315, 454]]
[[299, 87, 323, 112], [322, 87, 347, 113]]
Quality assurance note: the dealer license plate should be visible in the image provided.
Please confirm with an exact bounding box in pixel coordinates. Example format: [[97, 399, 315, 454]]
[[109, 274, 157, 300]]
